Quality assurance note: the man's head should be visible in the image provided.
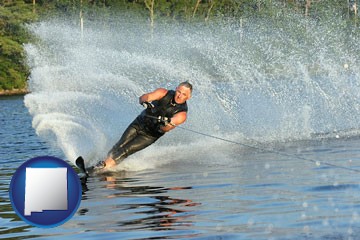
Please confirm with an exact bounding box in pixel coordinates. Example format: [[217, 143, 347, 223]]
[[174, 81, 192, 104]]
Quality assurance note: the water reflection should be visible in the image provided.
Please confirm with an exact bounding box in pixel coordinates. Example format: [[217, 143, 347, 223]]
[[79, 172, 201, 232], [0, 168, 35, 237]]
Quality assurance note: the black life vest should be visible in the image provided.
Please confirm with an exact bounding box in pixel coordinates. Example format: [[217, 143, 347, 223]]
[[140, 90, 188, 132]]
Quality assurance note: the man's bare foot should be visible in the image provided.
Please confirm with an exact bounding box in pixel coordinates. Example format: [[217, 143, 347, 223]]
[[89, 157, 117, 173], [103, 157, 116, 169]]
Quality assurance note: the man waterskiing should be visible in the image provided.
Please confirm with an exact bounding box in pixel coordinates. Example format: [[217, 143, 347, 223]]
[[77, 81, 192, 174]]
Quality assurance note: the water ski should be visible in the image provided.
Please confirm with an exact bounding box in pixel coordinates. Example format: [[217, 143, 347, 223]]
[[75, 156, 88, 178]]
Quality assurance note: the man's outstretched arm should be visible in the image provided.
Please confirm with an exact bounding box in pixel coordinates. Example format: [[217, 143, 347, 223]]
[[139, 88, 168, 104]]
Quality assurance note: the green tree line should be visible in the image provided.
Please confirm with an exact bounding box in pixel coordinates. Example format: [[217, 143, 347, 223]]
[[1, 1, 35, 91], [0, 0, 359, 92]]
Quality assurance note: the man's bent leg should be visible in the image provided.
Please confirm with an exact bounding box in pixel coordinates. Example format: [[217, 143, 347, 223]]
[[100, 134, 158, 171], [109, 122, 139, 156], [117, 133, 159, 161], [92, 121, 139, 172]]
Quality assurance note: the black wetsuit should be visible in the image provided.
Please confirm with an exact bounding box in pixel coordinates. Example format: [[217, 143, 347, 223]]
[[109, 90, 188, 164]]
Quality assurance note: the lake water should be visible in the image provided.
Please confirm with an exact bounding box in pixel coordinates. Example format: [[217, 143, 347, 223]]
[[3, 11, 360, 239], [1, 95, 360, 239]]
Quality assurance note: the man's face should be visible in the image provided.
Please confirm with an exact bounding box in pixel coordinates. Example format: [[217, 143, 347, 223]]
[[174, 85, 192, 104]]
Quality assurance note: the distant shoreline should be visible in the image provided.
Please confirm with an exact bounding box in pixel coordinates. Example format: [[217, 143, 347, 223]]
[[0, 88, 29, 96]]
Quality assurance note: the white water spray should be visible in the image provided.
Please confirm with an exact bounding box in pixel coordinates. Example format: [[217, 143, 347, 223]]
[[24, 14, 360, 169]]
